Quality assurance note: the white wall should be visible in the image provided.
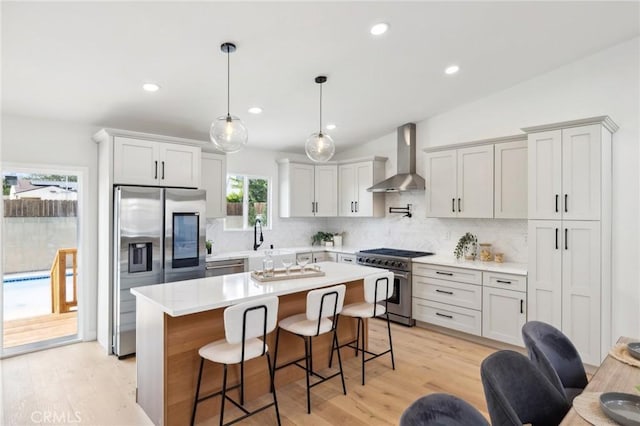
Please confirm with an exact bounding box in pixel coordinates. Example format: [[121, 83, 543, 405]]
[[1, 114, 100, 341], [335, 36, 640, 340]]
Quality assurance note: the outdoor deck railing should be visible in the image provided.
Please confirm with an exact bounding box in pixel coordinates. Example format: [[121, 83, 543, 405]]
[[50, 248, 77, 314]]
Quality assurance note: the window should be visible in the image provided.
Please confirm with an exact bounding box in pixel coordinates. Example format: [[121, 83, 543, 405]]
[[225, 174, 270, 230]]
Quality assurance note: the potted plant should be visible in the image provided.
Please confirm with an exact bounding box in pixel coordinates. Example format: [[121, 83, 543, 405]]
[[205, 240, 213, 255], [311, 231, 334, 246], [454, 232, 477, 260]]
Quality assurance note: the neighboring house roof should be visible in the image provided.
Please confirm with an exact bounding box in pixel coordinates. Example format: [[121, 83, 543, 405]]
[[30, 179, 77, 191], [11, 186, 77, 200], [14, 179, 38, 193]]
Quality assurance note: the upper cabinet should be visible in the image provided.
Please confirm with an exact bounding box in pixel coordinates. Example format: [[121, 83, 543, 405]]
[[425, 145, 494, 218], [278, 160, 337, 218], [528, 125, 603, 220], [494, 139, 528, 219], [338, 159, 386, 217], [113, 136, 201, 188], [201, 152, 227, 218]]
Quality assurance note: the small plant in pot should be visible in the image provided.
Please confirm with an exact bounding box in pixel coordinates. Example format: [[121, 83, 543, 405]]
[[454, 232, 478, 260], [205, 240, 213, 255], [311, 231, 334, 246]]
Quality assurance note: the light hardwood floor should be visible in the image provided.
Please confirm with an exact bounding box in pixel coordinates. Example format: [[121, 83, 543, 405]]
[[3, 312, 77, 348], [2, 321, 497, 425]]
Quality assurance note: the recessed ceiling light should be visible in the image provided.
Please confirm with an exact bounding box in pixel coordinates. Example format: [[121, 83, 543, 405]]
[[248, 106, 263, 114], [370, 23, 389, 36], [444, 65, 460, 75], [326, 123, 337, 130], [142, 83, 160, 92]]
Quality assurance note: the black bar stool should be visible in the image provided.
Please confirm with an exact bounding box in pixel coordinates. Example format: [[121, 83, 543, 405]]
[[273, 284, 347, 414], [330, 272, 395, 385], [191, 296, 281, 426]]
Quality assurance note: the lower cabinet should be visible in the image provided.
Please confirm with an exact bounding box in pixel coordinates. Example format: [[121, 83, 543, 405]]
[[413, 263, 527, 346], [313, 251, 336, 262]]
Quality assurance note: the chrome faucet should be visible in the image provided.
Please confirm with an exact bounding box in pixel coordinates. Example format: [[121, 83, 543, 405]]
[[253, 218, 264, 251]]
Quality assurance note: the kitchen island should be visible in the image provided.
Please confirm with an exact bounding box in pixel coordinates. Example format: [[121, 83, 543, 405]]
[[131, 261, 383, 425]]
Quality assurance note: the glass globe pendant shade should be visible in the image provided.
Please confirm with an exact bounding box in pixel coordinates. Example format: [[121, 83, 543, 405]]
[[305, 132, 335, 162], [210, 114, 248, 153]]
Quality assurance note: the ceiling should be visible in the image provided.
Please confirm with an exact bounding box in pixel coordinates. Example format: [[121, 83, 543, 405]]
[[3, 1, 639, 154]]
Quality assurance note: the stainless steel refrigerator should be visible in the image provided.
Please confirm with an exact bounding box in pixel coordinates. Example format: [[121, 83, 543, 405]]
[[113, 186, 206, 357]]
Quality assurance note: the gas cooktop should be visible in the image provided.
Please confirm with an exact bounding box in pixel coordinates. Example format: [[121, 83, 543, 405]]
[[358, 248, 434, 258]]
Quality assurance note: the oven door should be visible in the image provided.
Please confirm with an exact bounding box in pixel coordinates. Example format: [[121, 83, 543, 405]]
[[383, 269, 414, 326]]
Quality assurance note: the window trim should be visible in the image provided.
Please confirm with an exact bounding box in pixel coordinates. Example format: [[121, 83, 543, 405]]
[[223, 173, 272, 231]]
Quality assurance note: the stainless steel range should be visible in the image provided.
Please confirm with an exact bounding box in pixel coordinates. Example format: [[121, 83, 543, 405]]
[[356, 248, 434, 326]]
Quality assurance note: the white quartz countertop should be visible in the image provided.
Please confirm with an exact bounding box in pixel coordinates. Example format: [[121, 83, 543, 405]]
[[413, 254, 527, 275], [205, 245, 362, 262], [131, 261, 383, 317]]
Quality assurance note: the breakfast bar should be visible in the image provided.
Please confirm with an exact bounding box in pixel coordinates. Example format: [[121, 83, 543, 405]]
[[131, 261, 384, 425]]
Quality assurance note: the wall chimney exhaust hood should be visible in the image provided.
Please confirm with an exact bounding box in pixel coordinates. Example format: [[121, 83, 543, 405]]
[[367, 123, 425, 192]]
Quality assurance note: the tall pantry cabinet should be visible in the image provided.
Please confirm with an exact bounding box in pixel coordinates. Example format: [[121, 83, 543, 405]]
[[525, 116, 617, 365]]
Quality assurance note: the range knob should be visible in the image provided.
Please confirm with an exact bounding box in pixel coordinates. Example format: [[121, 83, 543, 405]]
[[365, 258, 372, 264], [384, 260, 391, 266]]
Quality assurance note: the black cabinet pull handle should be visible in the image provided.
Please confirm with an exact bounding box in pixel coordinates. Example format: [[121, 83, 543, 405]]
[[564, 194, 568, 213], [436, 289, 454, 295], [496, 280, 512, 284], [312, 202, 315, 213], [520, 300, 524, 314], [316, 202, 318, 212], [436, 271, 454, 276], [452, 198, 455, 212], [555, 194, 559, 213], [154, 161, 158, 179], [436, 312, 453, 319], [351, 201, 354, 213], [565, 228, 568, 250], [161, 161, 165, 179], [555, 228, 559, 249], [355, 201, 358, 212], [458, 198, 461, 212]]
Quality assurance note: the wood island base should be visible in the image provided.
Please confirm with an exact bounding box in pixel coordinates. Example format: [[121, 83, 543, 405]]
[[136, 279, 365, 426]]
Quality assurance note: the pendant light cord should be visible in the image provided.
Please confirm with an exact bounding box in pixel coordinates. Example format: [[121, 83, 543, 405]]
[[226, 48, 231, 117], [319, 82, 323, 134]]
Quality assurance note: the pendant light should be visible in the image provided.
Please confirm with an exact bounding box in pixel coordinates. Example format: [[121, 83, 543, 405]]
[[305, 76, 335, 162], [210, 42, 248, 153]]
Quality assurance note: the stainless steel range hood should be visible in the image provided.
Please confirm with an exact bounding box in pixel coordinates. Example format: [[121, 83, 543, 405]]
[[367, 123, 425, 192]]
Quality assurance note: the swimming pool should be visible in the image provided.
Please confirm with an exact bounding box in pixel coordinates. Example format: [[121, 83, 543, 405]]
[[3, 272, 74, 321]]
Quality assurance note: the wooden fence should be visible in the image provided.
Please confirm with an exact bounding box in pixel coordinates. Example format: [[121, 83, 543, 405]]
[[3, 199, 77, 217]]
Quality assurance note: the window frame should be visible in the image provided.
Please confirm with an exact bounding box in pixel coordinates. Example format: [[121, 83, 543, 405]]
[[223, 173, 272, 231]]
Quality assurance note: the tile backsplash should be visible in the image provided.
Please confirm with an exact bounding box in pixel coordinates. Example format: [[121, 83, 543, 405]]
[[207, 192, 528, 263]]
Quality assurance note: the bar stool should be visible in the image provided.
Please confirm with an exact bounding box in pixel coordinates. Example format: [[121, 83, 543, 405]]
[[330, 272, 395, 385], [273, 284, 347, 414], [190, 296, 281, 426]]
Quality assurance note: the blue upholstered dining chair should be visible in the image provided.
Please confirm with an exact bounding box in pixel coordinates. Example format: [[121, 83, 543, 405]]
[[399, 393, 489, 426], [522, 320, 588, 403], [481, 350, 569, 426]]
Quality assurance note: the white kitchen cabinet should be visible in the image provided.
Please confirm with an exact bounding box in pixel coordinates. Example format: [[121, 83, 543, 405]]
[[482, 286, 527, 346], [412, 264, 482, 337], [314, 165, 338, 216], [528, 124, 602, 221], [338, 159, 386, 217], [312, 251, 336, 263], [201, 152, 226, 218], [425, 145, 493, 218], [494, 139, 528, 219], [482, 271, 527, 346], [528, 219, 601, 364], [114, 136, 201, 188], [337, 253, 356, 264], [524, 116, 617, 365], [278, 160, 337, 218]]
